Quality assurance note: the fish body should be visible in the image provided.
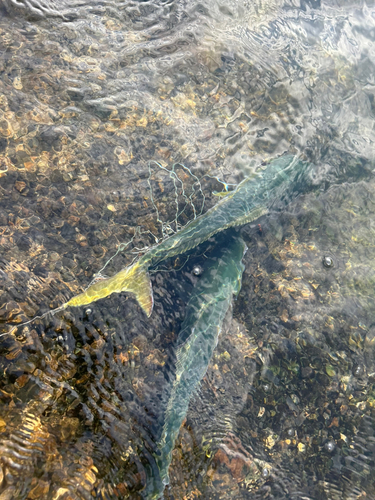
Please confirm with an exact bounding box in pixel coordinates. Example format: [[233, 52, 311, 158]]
[[66, 155, 310, 316], [146, 231, 246, 498]]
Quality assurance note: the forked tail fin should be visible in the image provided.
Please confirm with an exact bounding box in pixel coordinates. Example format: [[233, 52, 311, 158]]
[[66, 261, 154, 316], [127, 263, 154, 316]]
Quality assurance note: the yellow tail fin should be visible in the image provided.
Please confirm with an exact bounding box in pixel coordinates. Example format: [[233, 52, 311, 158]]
[[66, 262, 154, 317]]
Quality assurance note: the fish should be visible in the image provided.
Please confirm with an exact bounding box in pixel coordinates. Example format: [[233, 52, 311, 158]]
[[63, 155, 312, 317], [145, 231, 247, 498]]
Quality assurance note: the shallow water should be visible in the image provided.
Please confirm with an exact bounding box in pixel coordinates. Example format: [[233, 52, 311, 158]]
[[1, 0, 375, 498]]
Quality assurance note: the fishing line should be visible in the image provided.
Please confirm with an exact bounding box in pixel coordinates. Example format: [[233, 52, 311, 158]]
[[0, 303, 68, 338]]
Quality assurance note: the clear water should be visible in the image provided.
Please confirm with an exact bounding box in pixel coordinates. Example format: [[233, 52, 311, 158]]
[[1, 0, 375, 498]]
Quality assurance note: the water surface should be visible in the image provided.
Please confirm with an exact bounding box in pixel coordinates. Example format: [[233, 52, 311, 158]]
[[1, 0, 375, 498]]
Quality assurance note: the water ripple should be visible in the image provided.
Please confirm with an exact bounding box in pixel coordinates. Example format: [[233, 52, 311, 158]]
[[1, 0, 375, 498]]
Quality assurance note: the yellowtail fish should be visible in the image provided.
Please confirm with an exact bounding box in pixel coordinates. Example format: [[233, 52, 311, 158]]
[[144, 231, 246, 498], [63, 155, 309, 316]]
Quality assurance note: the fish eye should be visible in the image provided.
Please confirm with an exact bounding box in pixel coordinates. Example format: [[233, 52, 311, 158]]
[[322, 255, 334, 268], [192, 265, 203, 276]]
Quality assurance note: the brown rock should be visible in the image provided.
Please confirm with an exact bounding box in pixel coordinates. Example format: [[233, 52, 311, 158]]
[[15, 181, 27, 193], [0, 487, 16, 500], [213, 433, 254, 482], [27, 480, 50, 499], [15, 374, 30, 389]]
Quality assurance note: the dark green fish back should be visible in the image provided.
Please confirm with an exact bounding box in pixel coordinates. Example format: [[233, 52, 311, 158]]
[[148, 232, 246, 497], [141, 156, 310, 270]]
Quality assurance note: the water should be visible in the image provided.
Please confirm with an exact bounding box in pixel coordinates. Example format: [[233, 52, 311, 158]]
[[1, 0, 375, 498]]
